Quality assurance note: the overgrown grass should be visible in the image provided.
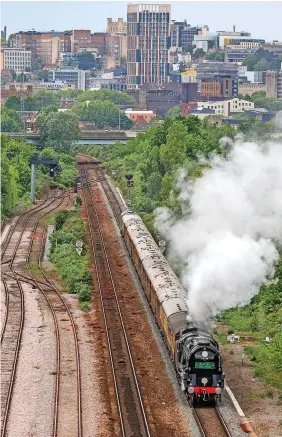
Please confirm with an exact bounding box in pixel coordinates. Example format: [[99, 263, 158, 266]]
[[49, 209, 92, 308]]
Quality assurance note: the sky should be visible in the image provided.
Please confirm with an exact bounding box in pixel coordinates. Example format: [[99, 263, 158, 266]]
[[1, 1, 282, 42]]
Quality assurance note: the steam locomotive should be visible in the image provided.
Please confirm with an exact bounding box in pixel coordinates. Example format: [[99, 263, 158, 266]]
[[120, 210, 224, 405]]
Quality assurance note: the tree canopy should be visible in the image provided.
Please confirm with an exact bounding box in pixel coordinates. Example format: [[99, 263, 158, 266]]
[[1, 107, 21, 132], [77, 89, 136, 105], [70, 100, 133, 129], [1, 136, 77, 217], [36, 111, 80, 153], [239, 91, 282, 111], [166, 104, 182, 119], [204, 50, 225, 62], [242, 49, 282, 71]]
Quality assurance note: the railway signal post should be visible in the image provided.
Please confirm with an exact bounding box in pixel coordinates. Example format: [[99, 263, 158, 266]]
[[125, 174, 134, 206], [30, 154, 60, 203]]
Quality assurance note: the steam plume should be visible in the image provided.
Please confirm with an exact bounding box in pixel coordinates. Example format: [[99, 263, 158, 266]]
[[155, 140, 282, 325]]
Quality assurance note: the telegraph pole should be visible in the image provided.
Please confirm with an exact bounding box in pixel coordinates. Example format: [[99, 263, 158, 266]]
[[30, 162, 36, 203], [118, 99, 121, 131], [20, 70, 25, 131]]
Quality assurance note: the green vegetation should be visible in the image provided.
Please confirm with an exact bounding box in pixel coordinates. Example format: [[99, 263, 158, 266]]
[[4, 91, 60, 112], [1, 107, 21, 132], [204, 50, 225, 62], [77, 89, 135, 105], [36, 111, 80, 153], [72, 115, 281, 392], [237, 118, 275, 141], [238, 91, 282, 112], [50, 209, 92, 305], [242, 49, 282, 71], [72, 115, 236, 235], [221, 254, 282, 390], [70, 99, 133, 130], [166, 105, 182, 119], [1, 136, 76, 218]]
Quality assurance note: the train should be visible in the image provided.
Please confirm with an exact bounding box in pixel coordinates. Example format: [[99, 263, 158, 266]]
[[120, 209, 224, 405]]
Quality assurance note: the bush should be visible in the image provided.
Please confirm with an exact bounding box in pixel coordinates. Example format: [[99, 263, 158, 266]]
[[81, 302, 90, 312], [49, 209, 92, 306], [77, 283, 92, 302]]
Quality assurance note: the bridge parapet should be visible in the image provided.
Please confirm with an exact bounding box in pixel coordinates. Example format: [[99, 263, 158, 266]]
[[6, 130, 139, 140]]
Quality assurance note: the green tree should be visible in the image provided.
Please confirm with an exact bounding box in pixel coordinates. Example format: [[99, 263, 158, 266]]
[[9, 69, 17, 81], [36, 111, 80, 153], [182, 44, 195, 55], [166, 105, 182, 119], [159, 121, 188, 172], [193, 48, 205, 59], [1, 152, 18, 217], [24, 96, 37, 111], [37, 70, 49, 82], [4, 95, 21, 111], [254, 59, 270, 71], [34, 90, 60, 110], [71, 100, 133, 129], [77, 89, 135, 105], [237, 118, 274, 141], [204, 51, 225, 62], [1, 76, 9, 87], [147, 172, 163, 200], [1, 107, 21, 132]]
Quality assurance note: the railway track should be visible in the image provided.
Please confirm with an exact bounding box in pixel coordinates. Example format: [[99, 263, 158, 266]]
[[26, 192, 82, 437], [79, 162, 151, 437], [193, 406, 232, 437], [78, 157, 235, 437], [76, 154, 124, 225], [0, 189, 79, 437], [1, 193, 64, 436]]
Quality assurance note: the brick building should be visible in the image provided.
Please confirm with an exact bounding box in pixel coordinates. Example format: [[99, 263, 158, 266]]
[[266, 71, 282, 100], [1, 84, 33, 106], [106, 18, 127, 34], [10, 30, 72, 65], [71, 29, 91, 52]]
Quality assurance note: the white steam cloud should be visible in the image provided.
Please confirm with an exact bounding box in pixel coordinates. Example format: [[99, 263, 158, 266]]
[[155, 140, 282, 325]]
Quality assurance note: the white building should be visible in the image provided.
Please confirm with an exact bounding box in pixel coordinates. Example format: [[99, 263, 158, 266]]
[[1, 48, 31, 73], [193, 34, 217, 52], [197, 98, 254, 116]]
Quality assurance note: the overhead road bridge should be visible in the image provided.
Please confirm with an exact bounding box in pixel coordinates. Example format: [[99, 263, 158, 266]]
[[6, 130, 140, 146]]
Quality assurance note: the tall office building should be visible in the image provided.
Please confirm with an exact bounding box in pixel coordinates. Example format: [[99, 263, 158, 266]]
[[127, 3, 171, 89]]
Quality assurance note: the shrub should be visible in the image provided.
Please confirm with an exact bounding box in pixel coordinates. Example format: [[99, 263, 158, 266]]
[[81, 302, 90, 312], [49, 209, 93, 306], [77, 283, 92, 302]]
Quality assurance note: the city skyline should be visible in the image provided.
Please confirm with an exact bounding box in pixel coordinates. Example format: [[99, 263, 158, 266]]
[[2, 1, 282, 42]]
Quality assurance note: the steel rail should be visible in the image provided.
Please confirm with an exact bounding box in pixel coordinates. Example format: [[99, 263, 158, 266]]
[[25, 192, 66, 437], [37, 227, 83, 437], [192, 406, 233, 437], [80, 164, 151, 437], [1, 191, 63, 436], [0, 278, 9, 342], [26, 189, 82, 437]]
